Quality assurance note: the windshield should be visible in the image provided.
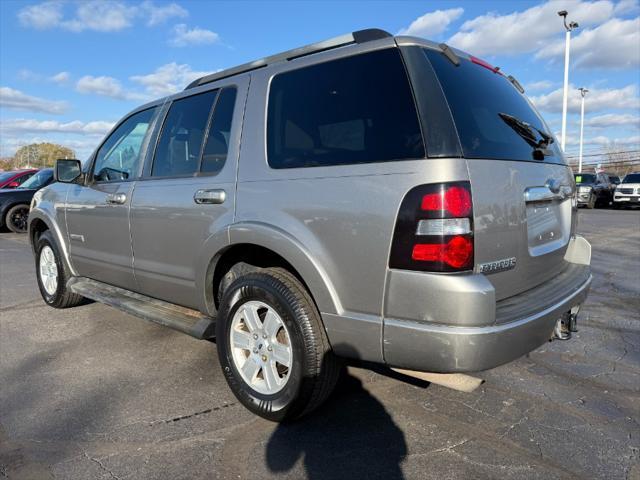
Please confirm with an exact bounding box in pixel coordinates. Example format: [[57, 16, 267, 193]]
[[422, 48, 563, 163], [623, 173, 640, 183], [19, 170, 52, 189], [574, 174, 596, 184]]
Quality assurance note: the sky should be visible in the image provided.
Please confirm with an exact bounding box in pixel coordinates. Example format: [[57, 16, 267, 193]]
[[0, 0, 639, 162]]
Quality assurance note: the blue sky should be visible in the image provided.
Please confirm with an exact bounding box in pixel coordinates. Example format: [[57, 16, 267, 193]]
[[1, 0, 639, 161]]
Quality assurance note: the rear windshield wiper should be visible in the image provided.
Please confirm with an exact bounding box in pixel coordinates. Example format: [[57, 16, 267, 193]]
[[498, 112, 554, 160]]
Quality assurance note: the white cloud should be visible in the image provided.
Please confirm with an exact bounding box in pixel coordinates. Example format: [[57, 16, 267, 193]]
[[535, 17, 640, 69], [18, 0, 188, 32], [0, 118, 114, 135], [398, 8, 464, 37], [614, 0, 640, 15], [18, 1, 64, 29], [525, 80, 555, 92], [75, 75, 144, 101], [141, 1, 187, 26], [50, 71, 70, 84], [584, 113, 640, 127], [62, 1, 137, 32], [530, 84, 640, 113], [448, 0, 616, 56], [130, 63, 210, 96], [169, 24, 219, 47], [0, 87, 67, 114]]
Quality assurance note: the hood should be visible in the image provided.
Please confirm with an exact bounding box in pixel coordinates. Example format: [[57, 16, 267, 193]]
[[0, 187, 36, 194]]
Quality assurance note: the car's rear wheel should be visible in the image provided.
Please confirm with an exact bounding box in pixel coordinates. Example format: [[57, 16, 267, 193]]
[[5, 204, 30, 233], [216, 267, 340, 421], [35, 230, 84, 308]]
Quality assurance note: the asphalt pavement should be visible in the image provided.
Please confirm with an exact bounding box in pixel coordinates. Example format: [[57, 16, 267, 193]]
[[1, 208, 639, 480]]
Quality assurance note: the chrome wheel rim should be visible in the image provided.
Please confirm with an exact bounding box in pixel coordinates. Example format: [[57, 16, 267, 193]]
[[39, 246, 58, 296], [230, 300, 292, 395]]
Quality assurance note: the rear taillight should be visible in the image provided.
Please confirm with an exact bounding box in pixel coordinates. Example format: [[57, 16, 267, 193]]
[[389, 182, 474, 272]]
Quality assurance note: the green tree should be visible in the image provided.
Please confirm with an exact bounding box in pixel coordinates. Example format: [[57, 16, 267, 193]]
[[13, 143, 76, 169]]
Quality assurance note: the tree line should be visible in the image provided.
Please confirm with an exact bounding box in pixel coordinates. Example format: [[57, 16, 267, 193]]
[[0, 143, 75, 171]]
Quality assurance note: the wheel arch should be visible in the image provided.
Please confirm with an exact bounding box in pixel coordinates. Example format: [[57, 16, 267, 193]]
[[28, 210, 76, 276], [196, 223, 342, 319]]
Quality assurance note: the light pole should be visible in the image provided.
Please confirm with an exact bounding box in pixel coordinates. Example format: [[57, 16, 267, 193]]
[[558, 10, 579, 152], [578, 87, 588, 173]]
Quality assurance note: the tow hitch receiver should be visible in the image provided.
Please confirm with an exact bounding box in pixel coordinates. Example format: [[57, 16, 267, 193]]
[[553, 306, 579, 341]]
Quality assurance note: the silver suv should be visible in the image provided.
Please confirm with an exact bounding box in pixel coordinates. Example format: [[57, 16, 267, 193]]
[[29, 29, 592, 421]]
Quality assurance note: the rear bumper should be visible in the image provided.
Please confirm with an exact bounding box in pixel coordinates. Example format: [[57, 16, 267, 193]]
[[383, 236, 592, 373]]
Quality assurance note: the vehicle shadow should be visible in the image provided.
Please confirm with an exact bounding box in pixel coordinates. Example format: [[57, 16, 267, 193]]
[[265, 356, 411, 480]]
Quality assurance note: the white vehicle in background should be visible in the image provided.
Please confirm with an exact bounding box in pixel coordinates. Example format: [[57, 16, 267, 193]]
[[613, 172, 640, 208]]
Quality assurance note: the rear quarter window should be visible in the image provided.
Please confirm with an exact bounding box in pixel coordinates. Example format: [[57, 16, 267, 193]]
[[267, 48, 425, 169]]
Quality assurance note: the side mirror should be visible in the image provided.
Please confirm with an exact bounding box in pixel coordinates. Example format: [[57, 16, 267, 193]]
[[55, 159, 83, 183], [7, 181, 19, 188]]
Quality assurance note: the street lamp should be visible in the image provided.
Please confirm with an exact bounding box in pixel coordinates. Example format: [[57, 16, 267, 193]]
[[578, 87, 589, 173], [558, 10, 579, 152]]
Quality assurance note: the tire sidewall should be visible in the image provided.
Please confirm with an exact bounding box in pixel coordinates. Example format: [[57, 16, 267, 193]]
[[35, 232, 64, 306], [217, 275, 309, 421]]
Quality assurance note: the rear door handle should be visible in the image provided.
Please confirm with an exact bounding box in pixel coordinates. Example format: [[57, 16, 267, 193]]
[[194, 189, 226, 204], [106, 193, 127, 205]]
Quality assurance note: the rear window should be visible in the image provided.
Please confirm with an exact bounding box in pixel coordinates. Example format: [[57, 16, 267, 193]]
[[623, 173, 640, 183], [423, 49, 563, 163], [267, 48, 425, 169]]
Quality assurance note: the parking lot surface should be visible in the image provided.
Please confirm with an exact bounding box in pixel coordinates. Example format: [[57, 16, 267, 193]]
[[1, 208, 639, 480]]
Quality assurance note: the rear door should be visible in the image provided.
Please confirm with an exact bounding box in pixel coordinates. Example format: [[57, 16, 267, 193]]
[[411, 46, 574, 300], [130, 81, 247, 309]]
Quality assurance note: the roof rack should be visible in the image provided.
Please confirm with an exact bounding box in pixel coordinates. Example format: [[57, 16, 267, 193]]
[[184, 28, 392, 90]]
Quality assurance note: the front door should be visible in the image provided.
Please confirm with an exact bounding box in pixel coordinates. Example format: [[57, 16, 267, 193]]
[[130, 82, 246, 309], [66, 107, 159, 290]]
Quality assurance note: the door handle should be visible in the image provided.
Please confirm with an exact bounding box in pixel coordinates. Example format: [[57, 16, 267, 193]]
[[194, 189, 226, 204], [106, 193, 127, 205]]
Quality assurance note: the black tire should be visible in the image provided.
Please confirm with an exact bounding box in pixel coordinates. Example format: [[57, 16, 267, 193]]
[[35, 230, 84, 308], [5, 204, 30, 233], [216, 267, 341, 422]]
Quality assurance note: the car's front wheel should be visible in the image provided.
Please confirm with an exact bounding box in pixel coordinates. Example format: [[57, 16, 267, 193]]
[[216, 267, 340, 422], [5, 204, 30, 233], [35, 230, 84, 308]]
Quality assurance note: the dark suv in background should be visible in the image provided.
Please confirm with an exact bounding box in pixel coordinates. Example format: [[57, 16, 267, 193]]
[[574, 172, 613, 208]]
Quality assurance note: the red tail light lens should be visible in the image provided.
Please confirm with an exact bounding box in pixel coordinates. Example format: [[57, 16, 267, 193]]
[[389, 182, 474, 272], [412, 236, 473, 269], [420, 185, 472, 217]]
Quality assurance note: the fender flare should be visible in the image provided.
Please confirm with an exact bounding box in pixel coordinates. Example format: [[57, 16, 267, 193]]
[[195, 222, 342, 317], [28, 209, 76, 276]]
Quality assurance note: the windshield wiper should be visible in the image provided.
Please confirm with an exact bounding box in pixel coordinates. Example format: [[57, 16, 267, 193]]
[[498, 112, 554, 160]]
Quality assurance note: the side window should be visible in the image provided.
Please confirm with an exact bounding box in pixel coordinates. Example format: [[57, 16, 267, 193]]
[[16, 172, 34, 185], [93, 107, 157, 182], [201, 87, 237, 174], [152, 90, 218, 177], [267, 48, 425, 169]]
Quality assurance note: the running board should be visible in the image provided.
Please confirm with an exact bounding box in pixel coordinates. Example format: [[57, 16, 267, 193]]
[[67, 277, 215, 339]]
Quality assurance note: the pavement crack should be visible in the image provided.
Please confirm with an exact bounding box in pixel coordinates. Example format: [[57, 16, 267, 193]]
[[430, 438, 473, 454], [83, 453, 120, 480], [499, 407, 534, 439], [149, 402, 237, 425]]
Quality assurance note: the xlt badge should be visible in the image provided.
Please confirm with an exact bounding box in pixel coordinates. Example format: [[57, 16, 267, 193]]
[[477, 257, 517, 274]]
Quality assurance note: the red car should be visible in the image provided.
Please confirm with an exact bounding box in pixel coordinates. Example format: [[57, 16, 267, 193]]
[[0, 169, 38, 189]]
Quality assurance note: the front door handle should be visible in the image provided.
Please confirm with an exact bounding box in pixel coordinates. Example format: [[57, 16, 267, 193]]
[[106, 193, 127, 205], [194, 189, 226, 204]]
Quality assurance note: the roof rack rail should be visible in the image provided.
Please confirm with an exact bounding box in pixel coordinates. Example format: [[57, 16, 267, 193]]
[[185, 28, 392, 90]]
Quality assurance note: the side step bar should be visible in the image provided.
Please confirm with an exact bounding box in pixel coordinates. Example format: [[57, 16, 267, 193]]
[[67, 277, 215, 339]]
